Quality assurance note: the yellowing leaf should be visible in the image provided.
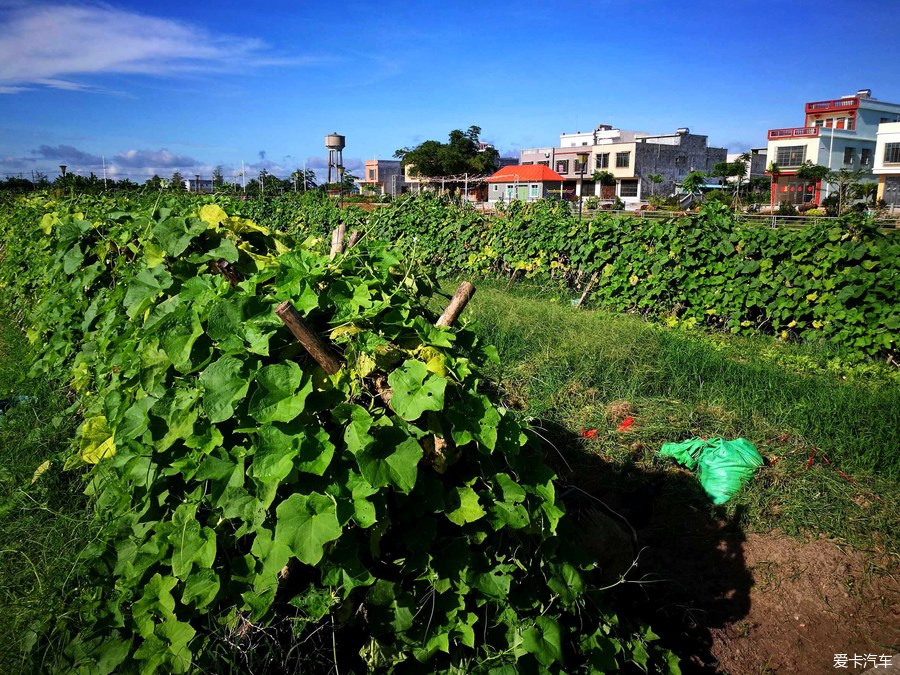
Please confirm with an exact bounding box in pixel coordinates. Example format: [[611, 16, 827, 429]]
[[198, 204, 229, 228], [31, 460, 51, 484], [806, 292, 818, 302], [813, 320, 824, 329], [355, 352, 376, 378], [237, 243, 277, 270], [629, 275, 639, 286], [79, 416, 116, 463], [330, 325, 362, 340], [788, 320, 797, 328], [40, 213, 56, 234], [417, 346, 447, 377]]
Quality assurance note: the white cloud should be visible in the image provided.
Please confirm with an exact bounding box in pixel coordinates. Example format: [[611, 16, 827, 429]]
[[0, 2, 309, 93], [114, 149, 199, 169]]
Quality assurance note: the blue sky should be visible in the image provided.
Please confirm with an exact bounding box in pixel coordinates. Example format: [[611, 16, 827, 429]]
[[2, 0, 899, 182]]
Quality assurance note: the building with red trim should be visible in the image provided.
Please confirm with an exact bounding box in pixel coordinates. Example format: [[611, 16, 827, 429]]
[[519, 124, 725, 205], [485, 164, 564, 203], [766, 89, 900, 207]]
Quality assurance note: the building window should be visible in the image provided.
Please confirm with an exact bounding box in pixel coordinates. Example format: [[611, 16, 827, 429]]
[[538, 160, 549, 166], [846, 118, 854, 130], [556, 160, 569, 174], [368, 169, 375, 180], [775, 145, 806, 167], [596, 153, 609, 169], [814, 119, 824, 128], [493, 185, 499, 191], [885, 143, 900, 164], [619, 179, 639, 197], [530, 184, 539, 198], [843, 147, 855, 165], [860, 148, 871, 166], [574, 159, 586, 173], [615, 152, 631, 168]]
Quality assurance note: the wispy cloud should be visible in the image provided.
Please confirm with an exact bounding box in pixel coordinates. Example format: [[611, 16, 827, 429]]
[[0, 141, 366, 183], [0, 2, 316, 94]]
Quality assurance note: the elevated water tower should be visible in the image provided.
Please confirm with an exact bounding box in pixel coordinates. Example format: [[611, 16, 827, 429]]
[[325, 132, 345, 184]]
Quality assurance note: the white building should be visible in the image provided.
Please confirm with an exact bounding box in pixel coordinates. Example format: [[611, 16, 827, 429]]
[[874, 121, 900, 209]]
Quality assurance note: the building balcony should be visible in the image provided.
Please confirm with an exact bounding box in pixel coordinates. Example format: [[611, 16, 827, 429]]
[[805, 97, 859, 114], [768, 127, 819, 140]]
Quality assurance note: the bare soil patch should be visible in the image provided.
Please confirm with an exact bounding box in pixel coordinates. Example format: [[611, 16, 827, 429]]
[[707, 534, 899, 675], [634, 482, 900, 674]]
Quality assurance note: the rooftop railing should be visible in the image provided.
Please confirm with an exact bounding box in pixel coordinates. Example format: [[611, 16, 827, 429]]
[[805, 97, 859, 113], [768, 127, 819, 140]]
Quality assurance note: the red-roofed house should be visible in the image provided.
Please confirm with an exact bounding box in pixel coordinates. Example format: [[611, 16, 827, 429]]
[[485, 165, 564, 203]]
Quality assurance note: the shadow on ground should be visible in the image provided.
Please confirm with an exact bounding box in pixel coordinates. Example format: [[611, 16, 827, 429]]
[[534, 419, 752, 674]]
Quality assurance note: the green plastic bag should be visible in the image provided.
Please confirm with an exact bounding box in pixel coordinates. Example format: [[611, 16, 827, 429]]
[[659, 437, 763, 505]]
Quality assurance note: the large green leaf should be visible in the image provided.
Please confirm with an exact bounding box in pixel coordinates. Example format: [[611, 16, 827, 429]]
[[522, 616, 564, 666], [274, 493, 342, 566], [199, 356, 251, 423], [123, 266, 173, 319], [387, 359, 446, 421], [248, 361, 312, 423], [160, 309, 205, 373], [342, 406, 421, 493], [446, 486, 485, 526]]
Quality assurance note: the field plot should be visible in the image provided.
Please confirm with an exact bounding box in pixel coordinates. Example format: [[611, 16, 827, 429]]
[[0, 191, 897, 673], [461, 284, 900, 673]]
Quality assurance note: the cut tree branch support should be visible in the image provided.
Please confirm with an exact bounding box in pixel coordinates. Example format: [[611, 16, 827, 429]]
[[437, 282, 476, 327], [329, 225, 347, 259], [275, 302, 344, 375]]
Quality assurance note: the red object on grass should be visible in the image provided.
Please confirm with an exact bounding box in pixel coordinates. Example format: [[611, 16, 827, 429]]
[[580, 428, 598, 439], [616, 417, 635, 432]]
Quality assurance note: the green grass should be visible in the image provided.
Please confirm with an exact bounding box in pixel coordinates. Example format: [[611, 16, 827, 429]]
[[0, 322, 94, 672], [452, 280, 900, 553]]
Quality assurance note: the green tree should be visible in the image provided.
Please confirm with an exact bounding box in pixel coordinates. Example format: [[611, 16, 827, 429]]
[[291, 168, 317, 191], [169, 171, 186, 192], [647, 172, 665, 197], [395, 125, 499, 177], [212, 166, 224, 189], [145, 175, 164, 190], [827, 167, 872, 215], [681, 170, 708, 197]]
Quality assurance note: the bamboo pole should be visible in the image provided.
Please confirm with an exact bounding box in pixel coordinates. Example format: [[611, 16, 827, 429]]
[[347, 229, 362, 249]]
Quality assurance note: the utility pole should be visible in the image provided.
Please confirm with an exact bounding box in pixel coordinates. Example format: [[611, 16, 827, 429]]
[[102, 156, 108, 189]]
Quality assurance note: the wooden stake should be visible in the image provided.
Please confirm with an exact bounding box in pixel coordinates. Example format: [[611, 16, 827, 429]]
[[575, 271, 599, 307], [329, 224, 347, 259], [213, 259, 243, 287], [275, 302, 344, 375], [437, 282, 476, 327], [347, 229, 362, 249]]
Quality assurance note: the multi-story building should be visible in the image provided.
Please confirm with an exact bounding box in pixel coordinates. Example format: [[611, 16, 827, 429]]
[[359, 159, 408, 196], [726, 149, 768, 180], [520, 124, 726, 204], [874, 121, 900, 209], [766, 89, 900, 206]]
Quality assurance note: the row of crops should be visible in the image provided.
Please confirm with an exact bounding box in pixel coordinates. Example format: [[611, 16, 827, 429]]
[[0, 192, 675, 672]]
